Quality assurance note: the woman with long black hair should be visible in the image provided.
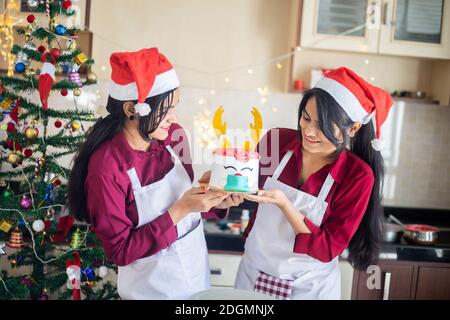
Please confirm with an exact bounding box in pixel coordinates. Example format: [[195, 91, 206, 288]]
[[67, 48, 243, 299], [235, 67, 393, 300]]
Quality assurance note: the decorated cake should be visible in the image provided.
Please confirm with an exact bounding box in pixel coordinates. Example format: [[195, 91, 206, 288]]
[[207, 106, 263, 193], [209, 148, 260, 193]]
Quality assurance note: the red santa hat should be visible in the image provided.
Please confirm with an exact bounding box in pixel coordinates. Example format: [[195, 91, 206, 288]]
[[314, 67, 394, 151], [109, 47, 179, 117], [38, 62, 56, 111]]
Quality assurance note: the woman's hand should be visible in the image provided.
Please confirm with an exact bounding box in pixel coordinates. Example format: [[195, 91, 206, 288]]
[[198, 170, 211, 187], [243, 189, 290, 209], [214, 194, 245, 209], [243, 189, 311, 234], [169, 187, 229, 224], [198, 170, 244, 209]]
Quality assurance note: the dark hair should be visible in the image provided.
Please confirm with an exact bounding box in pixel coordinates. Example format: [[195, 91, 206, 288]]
[[298, 88, 384, 270], [67, 89, 176, 223]]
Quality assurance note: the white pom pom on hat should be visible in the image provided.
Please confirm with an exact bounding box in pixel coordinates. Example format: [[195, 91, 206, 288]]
[[371, 138, 386, 151], [314, 67, 394, 151], [108, 47, 179, 116], [135, 103, 151, 117]]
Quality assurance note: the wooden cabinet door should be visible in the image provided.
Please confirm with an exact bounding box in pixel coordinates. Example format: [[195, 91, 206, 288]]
[[352, 263, 414, 300], [415, 267, 450, 300], [208, 253, 242, 287]]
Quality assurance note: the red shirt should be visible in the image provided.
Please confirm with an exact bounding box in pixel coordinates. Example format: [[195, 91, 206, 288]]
[[243, 128, 374, 262], [85, 124, 224, 266]]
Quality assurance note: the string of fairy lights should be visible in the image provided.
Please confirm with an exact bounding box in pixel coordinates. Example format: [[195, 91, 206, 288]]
[[0, 0, 21, 76]]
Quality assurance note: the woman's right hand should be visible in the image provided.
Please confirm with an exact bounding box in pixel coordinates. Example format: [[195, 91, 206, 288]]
[[168, 187, 229, 224]]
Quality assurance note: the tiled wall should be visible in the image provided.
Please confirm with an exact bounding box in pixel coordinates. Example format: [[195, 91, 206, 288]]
[[382, 101, 450, 209]]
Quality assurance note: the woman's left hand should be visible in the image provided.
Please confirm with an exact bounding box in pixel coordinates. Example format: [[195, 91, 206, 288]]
[[243, 189, 290, 208], [214, 194, 245, 209]]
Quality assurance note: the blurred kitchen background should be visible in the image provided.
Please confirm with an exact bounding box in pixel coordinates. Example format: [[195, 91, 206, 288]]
[[1, 0, 450, 299]]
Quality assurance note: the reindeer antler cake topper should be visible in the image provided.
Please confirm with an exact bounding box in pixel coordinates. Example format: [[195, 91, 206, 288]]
[[212, 106, 263, 151], [208, 105, 263, 193]]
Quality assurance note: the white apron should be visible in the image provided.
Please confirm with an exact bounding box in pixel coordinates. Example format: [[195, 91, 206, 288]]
[[117, 145, 210, 299], [235, 150, 341, 300]]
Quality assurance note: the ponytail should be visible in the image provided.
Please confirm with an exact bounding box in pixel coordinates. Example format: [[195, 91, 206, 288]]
[[347, 121, 384, 270], [67, 97, 125, 222]]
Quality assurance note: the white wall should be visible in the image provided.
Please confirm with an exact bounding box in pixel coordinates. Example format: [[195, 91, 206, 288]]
[[89, 0, 296, 92]]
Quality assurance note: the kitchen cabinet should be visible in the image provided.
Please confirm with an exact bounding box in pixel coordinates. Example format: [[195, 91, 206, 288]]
[[207, 251, 355, 299], [415, 267, 450, 299], [352, 261, 414, 299], [300, 0, 450, 59], [352, 260, 450, 300], [208, 252, 242, 288]]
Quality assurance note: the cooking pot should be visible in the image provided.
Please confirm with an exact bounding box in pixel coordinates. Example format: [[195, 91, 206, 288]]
[[388, 215, 439, 245]]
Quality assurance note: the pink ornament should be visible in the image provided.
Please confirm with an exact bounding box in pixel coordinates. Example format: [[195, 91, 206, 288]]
[[68, 72, 83, 87], [20, 195, 33, 209]]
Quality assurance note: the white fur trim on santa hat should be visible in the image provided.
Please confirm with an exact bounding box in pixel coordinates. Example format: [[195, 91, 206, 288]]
[[315, 77, 373, 124], [371, 138, 385, 151], [109, 69, 179, 101], [41, 62, 56, 78], [135, 103, 151, 116]]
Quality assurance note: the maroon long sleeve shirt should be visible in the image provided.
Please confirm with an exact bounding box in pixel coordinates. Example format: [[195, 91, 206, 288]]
[[243, 128, 375, 262], [85, 124, 224, 266]]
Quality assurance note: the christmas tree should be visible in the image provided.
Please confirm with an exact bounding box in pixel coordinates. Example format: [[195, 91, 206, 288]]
[[0, 0, 118, 300]]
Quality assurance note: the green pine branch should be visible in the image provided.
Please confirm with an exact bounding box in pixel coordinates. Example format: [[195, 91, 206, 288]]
[[1, 88, 96, 122], [45, 135, 85, 149], [18, 26, 81, 43], [50, 149, 77, 159], [0, 164, 35, 179], [11, 44, 94, 66], [44, 159, 70, 178], [0, 76, 97, 97]]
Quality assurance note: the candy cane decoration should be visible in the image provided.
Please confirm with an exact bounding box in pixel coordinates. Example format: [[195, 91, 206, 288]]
[[45, 0, 50, 16]]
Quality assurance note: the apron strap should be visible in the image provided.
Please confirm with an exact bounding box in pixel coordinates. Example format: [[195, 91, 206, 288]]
[[165, 145, 181, 164], [317, 173, 334, 201], [127, 168, 142, 189], [272, 151, 293, 180]]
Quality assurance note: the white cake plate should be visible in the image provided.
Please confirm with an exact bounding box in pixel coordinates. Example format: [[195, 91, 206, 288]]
[[190, 288, 274, 300]]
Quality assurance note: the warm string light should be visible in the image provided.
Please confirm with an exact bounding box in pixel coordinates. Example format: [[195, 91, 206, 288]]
[[193, 102, 218, 150], [0, 0, 19, 76], [0, 203, 90, 298], [0, 205, 89, 264]]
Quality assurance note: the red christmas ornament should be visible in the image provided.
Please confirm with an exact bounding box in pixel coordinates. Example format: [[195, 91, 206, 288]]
[[5, 139, 13, 149], [27, 15, 35, 24], [60, 89, 68, 96], [6, 122, 16, 133], [54, 120, 62, 128], [38, 45, 46, 53], [24, 149, 33, 157], [41, 54, 47, 63], [6, 139, 22, 152], [63, 0, 72, 10], [51, 48, 61, 58]]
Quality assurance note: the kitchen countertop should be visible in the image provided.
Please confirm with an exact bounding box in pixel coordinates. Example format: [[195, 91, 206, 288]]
[[203, 208, 450, 264]]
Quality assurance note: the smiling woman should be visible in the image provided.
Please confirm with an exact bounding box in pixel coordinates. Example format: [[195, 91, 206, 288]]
[[67, 47, 242, 300], [235, 67, 394, 300]]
